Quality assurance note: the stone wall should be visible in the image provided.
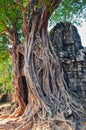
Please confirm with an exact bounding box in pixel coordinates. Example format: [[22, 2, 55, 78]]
[[50, 22, 86, 111]]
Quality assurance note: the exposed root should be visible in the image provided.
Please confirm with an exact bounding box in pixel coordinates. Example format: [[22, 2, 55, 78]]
[[9, 106, 24, 118], [19, 115, 74, 130], [0, 101, 25, 119], [20, 120, 33, 130], [0, 91, 74, 130], [0, 114, 9, 119]]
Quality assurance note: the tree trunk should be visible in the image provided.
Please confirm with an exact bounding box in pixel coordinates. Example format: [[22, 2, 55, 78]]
[[0, 1, 83, 130], [10, 43, 28, 117], [16, 3, 74, 129]]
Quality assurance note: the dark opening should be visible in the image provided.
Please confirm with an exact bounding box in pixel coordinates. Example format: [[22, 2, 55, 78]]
[[18, 53, 28, 105], [18, 53, 24, 71], [49, 71, 53, 93], [21, 76, 28, 105]]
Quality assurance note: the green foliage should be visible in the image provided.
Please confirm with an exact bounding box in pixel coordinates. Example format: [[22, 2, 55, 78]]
[[0, 0, 86, 34], [49, 0, 86, 27], [0, 0, 23, 94], [0, 0, 23, 40], [0, 35, 12, 94], [0, 56, 12, 94]]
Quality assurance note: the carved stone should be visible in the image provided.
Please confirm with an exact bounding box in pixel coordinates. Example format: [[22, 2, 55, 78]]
[[50, 22, 86, 121]]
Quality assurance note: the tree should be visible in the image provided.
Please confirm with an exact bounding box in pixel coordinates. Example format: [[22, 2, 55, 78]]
[[0, 0, 84, 130]]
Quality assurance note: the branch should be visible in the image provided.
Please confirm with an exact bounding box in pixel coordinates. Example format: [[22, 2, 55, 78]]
[[51, 0, 62, 9], [0, 20, 12, 35], [14, 0, 29, 38], [0, 20, 15, 46], [38, 0, 62, 31], [22, 8, 29, 38], [39, 0, 62, 10]]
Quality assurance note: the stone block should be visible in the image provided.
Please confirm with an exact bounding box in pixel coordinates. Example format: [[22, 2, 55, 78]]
[[78, 66, 82, 71], [83, 74, 86, 79], [63, 64, 71, 71], [79, 82, 83, 86], [81, 83, 86, 90], [81, 91, 86, 98], [69, 82, 77, 91], [82, 66, 86, 72], [78, 72, 84, 79], [68, 78, 74, 83], [67, 72, 74, 78], [66, 60, 71, 64]]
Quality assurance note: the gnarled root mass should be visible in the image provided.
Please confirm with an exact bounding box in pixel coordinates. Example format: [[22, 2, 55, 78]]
[[0, 32, 83, 130], [0, 93, 74, 130]]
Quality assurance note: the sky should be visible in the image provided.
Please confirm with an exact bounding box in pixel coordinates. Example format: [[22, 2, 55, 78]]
[[76, 21, 86, 47]]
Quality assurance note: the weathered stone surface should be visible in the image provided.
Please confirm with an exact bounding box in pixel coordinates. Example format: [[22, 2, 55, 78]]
[[50, 22, 86, 120]]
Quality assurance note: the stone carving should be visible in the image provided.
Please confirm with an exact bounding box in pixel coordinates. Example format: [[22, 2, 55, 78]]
[[50, 22, 86, 118]]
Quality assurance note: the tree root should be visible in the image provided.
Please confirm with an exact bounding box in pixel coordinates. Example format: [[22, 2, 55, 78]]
[[0, 93, 74, 130], [0, 114, 9, 119], [0, 105, 24, 119], [9, 106, 24, 118]]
